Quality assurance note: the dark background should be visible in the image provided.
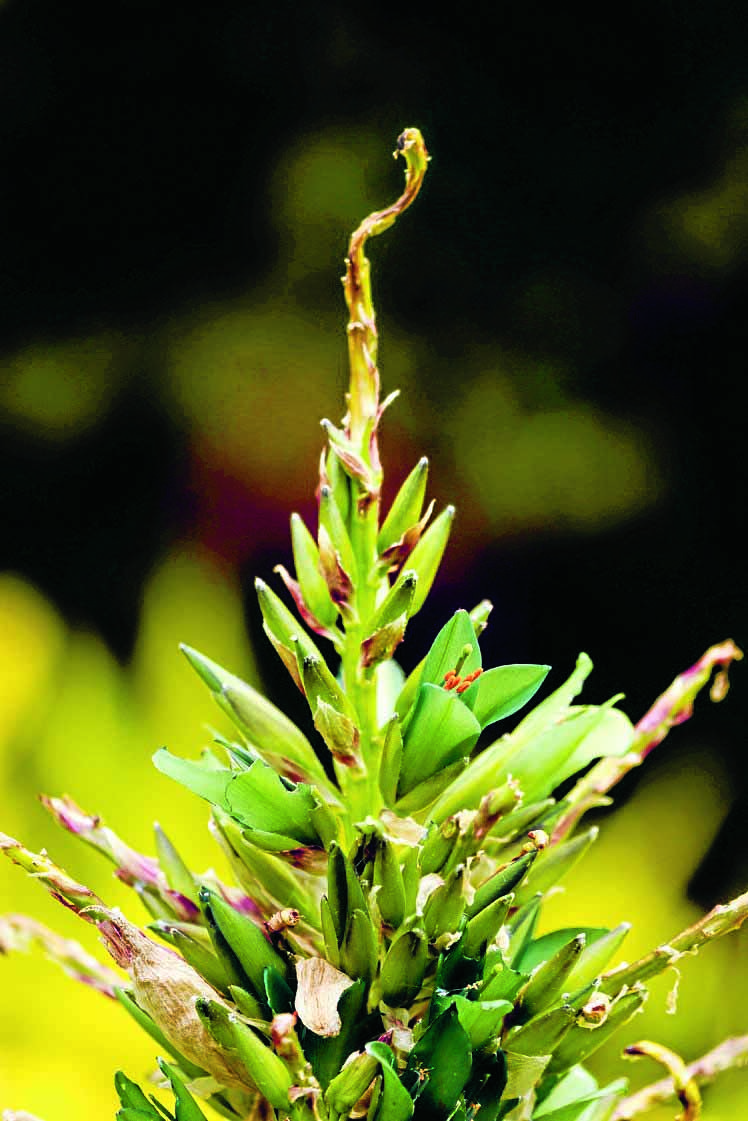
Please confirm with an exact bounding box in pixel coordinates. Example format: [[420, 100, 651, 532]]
[[1, 2, 746, 899]]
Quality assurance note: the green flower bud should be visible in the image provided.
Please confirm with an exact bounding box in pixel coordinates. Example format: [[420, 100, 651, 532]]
[[517, 933, 586, 1020], [200, 887, 289, 1002], [340, 907, 378, 985], [504, 1003, 576, 1056], [373, 839, 406, 929], [380, 928, 428, 1006], [462, 893, 514, 959], [405, 505, 455, 616], [466, 849, 538, 919], [423, 864, 467, 940], [378, 457, 429, 554], [325, 1050, 380, 1119]]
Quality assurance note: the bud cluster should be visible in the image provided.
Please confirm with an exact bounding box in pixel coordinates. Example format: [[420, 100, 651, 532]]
[[1, 130, 746, 1121]]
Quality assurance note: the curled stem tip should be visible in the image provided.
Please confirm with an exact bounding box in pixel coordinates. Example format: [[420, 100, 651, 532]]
[[343, 128, 429, 452], [622, 1040, 702, 1120]]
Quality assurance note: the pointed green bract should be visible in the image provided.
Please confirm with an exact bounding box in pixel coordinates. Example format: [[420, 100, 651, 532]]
[[378, 457, 429, 554]]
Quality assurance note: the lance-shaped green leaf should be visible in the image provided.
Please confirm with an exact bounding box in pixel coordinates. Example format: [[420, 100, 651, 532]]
[[434, 698, 623, 824], [115, 1070, 161, 1115], [533, 1068, 628, 1121], [430, 655, 593, 821], [516, 928, 606, 975], [467, 850, 538, 919], [378, 457, 429, 554], [380, 928, 429, 1006], [514, 828, 599, 906], [264, 966, 294, 1014], [154, 823, 199, 907], [228, 984, 265, 1020], [299, 647, 354, 718], [180, 644, 332, 790], [438, 994, 513, 1049], [422, 863, 467, 940], [379, 715, 404, 806], [398, 685, 481, 797], [548, 990, 647, 1074], [366, 1040, 416, 1121], [462, 893, 514, 959], [517, 934, 587, 1020], [460, 663, 551, 730], [373, 838, 406, 928], [255, 576, 321, 690], [288, 511, 339, 626], [405, 504, 455, 616], [488, 799, 556, 844], [200, 889, 254, 992], [505, 1003, 577, 1056], [200, 887, 290, 1000], [395, 758, 468, 816], [368, 570, 418, 635], [406, 1003, 472, 1118], [158, 1060, 210, 1121], [320, 896, 341, 967], [420, 609, 482, 688]]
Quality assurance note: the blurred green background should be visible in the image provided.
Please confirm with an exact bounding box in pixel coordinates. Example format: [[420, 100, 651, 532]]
[[1, 1, 747, 1116]]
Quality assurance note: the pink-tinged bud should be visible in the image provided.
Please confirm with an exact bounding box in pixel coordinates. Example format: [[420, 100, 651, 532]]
[[42, 795, 160, 885], [274, 564, 337, 639], [41, 795, 198, 922], [0, 833, 101, 916], [317, 525, 354, 610], [214, 882, 263, 922], [0, 913, 122, 998]]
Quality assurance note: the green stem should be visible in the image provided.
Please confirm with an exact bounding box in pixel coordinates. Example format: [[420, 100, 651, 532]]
[[600, 889, 748, 996]]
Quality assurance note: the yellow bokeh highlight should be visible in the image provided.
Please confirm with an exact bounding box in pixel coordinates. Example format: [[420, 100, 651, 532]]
[[0, 333, 127, 438], [0, 550, 258, 1117]]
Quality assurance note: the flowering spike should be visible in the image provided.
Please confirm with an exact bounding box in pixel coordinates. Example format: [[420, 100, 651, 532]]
[[4, 129, 748, 1121]]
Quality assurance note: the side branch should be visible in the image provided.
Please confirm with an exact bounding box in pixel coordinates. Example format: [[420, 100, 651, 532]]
[[613, 1035, 748, 1119], [553, 640, 743, 843]]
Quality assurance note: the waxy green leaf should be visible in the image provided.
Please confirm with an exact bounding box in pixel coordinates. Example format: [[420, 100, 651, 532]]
[[398, 685, 481, 796]]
